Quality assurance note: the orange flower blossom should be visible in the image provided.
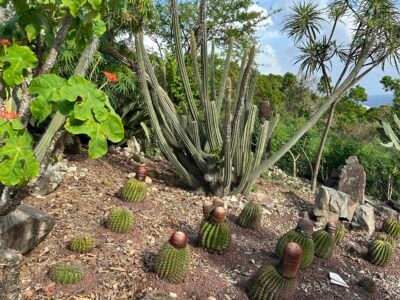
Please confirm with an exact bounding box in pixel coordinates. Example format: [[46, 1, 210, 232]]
[[0, 38, 11, 46], [103, 71, 118, 83], [0, 107, 20, 120]]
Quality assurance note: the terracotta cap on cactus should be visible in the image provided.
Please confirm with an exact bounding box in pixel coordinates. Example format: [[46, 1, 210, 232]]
[[169, 231, 188, 249], [212, 207, 226, 223], [203, 201, 213, 217], [326, 221, 337, 235], [213, 198, 225, 208], [296, 217, 314, 236], [277, 242, 303, 279], [135, 163, 148, 181]]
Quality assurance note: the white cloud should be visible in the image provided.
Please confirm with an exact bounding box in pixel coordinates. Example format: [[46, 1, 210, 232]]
[[256, 44, 283, 75]]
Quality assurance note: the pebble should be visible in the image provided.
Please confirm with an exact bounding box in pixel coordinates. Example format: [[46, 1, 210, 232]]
[[169, 292, 177, 298]]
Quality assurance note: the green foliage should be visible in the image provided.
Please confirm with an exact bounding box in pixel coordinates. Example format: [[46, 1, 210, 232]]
[[199, 219, 231, 253], [368, 234, 395, 266], [29, 74, 124, 159], [358, 277, 376, 294], [382, 218, 400, 239], [50, 263, 83, 285], [121, 178, 147, 203], [313, 229, 335, 259], [381, 76, 400, 108], [154, 242, 191, 283], [107, 207, 134, 233], [70, 236, 94, 253], [247, 265, 297, 300], [275, 230, 314, 268], [334, 223, 346, 243], [237, 202, 262, 229]]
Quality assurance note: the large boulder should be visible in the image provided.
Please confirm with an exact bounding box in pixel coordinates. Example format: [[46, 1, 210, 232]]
[[337, 156, 367, 205], [313, 186, 356, 225], [351, 204, 375, 235], [1, 204, 55, 254], [30, 164, 64, 196]]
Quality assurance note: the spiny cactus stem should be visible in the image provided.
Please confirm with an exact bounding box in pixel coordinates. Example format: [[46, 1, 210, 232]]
[[223, 78, 233, 195], [216, 38, 234, 113], [190, 31, 204, 104], [277, 242, 302, 279]]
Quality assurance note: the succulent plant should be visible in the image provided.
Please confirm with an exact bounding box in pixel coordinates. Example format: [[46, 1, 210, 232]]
[[135, 163, 148, 181], [334, 222, 346, 243], [199, 207, 231, 253], [313, 222, 336, 259], [382, 218, 400, 239], [368, 234, 395, 266], [237, 202, 262, 229], [154, 231, 191, 283], [247, 242, 302, 300], [275, 216, 314, 268], [121, 178, 148, 203], [50, 263, 83, 285], [358, 277, 376, 294], [107, 207, 134, 233], [70, 237, 94, 254]]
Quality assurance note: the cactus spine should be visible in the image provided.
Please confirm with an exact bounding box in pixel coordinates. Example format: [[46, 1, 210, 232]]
[[368, 234, 395, 266], [313, 222, 336, 259], [70, 237, 94, 254], [154, 231, 191, 283], [382, 218, 400, 239], [199, 207, 231, 253], [50, 263, 83, 285], [121, 178, 147, 203], [107, 207, 134, 233], [237, 201, 262, 229]]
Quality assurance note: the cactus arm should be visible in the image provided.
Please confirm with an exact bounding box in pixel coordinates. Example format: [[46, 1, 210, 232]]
[[223, 78, 232, 195], [216, 38, 233, 113], [382, 121, 400, 150], [188, 120, 201, 151], [246, 71, 258, 111], [190, 31, 204, 104], [210, 39, 216, 102]]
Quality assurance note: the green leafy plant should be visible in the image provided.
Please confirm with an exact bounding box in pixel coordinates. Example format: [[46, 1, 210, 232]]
[[368, 234, 395, 266], [121, 178, 148, 203], [154, 231, 191, 283], [199, 207, 231, 253], [237, 202, 262, 229], [70, 236, 94, 254], [335, 222, 346, 243], [50, 263, 83, 285], [107, 207, 134, 233], [313, 222, 336, 259], [382, 218, 400, 239]]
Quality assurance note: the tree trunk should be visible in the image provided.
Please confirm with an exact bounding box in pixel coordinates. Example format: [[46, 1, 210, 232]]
[[310, 100, 338, 192]]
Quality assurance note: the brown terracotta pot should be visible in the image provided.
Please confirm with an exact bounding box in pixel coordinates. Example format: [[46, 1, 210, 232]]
[[326, 221, 337, 235], [212, 207, 226, 223], [277, 242, 302, 279], [135, 163, 148, 181], [203, 201, 213, 217], [296, 217, 314, 237], [169, 231, 188, 249]]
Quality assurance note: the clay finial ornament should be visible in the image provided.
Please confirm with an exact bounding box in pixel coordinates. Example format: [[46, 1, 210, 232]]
[[212, 207, 226, 223], [277, 242, 303, 279], [135, 163, 148, 181], [169, 231, 189, 249]]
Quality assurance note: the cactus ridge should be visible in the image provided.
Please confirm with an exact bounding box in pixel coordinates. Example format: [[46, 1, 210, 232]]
[[155, 242, 190, 283], [247, 265, 297, 300], [238, 202, 262, 229], [382, 218, 400, 239], [50, 263, 83, 285], [368, 234, 395, 266], [108, 207, 134, 233], [313, 229, 335, 259], [121, 178, 148, 203], [335, 223, 346, 243], [275, 230, 314, 268], [70, 236, 94, 254], [199, 219, 231, 253]]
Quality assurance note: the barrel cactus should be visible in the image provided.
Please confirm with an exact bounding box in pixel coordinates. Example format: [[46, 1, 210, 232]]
[[382, 218, 400, 239], [107, 207, 134, 233], [50, 263, 83, 285], [368, 234, 395, 266], [70, 236, 94, 254], [199, 207, 231, 254], [237, 201, 262, 229], [247, 242, 302, 300], [275, 216, 314, 268], [121, 178, 148, 203], [154, 231, 191, 283], [313, 222, 336, 259], [334, 222, 346, 243]]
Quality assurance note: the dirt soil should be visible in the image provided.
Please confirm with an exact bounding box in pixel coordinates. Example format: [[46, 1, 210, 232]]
[[19, 150, 400, 300]]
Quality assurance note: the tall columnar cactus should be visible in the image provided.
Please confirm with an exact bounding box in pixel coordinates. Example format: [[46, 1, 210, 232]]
[[154, 231, 191, 283], [237, 201, 262, 229], [382, 218, 400, 239], [199, 207, 231, 253], [334, 222, 346, 243], [50, 263, 83, 285], [275, 216, 314, 268], [121, 178, 148, 203], [134, 0, 279, 196], [247, 242, 302, 300], [313, 222, 336, 259], [107, 207, 134, 233], [368, 234, 396, 266]]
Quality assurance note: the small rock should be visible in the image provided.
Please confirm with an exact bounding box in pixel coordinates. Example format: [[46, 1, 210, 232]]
[[145, 176, 152, 184], [342, 240, 364, 255], [207, 297, 217, 300], [169, 292, 177, 298], [127, 173, 136, 179]]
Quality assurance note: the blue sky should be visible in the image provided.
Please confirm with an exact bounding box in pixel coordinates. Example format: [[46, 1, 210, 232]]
[[253, 0, 400, 97]]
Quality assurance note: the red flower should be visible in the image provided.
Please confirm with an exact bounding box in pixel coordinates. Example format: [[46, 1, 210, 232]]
[[0, 38, 11, 46], [0, 107, 20, 121], [103, 71, 118, 83]]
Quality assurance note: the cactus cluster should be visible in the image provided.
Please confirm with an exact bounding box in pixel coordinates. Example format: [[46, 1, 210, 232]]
[[334, 222, 346, 243], [70, 237, 94, 254], [121, 178, 148, 203], [237, 201, 262, 229], [199, 207, 231, 253], [247, 242, 302, 300], [368, 234, 395, 266], [382, 218, 400, 239], [313, 222, 336, 259], [275, 216, 314, 268], [154, 231, 191, 283], [107, 207, 134, 233], [50, 263, 83, 285]]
